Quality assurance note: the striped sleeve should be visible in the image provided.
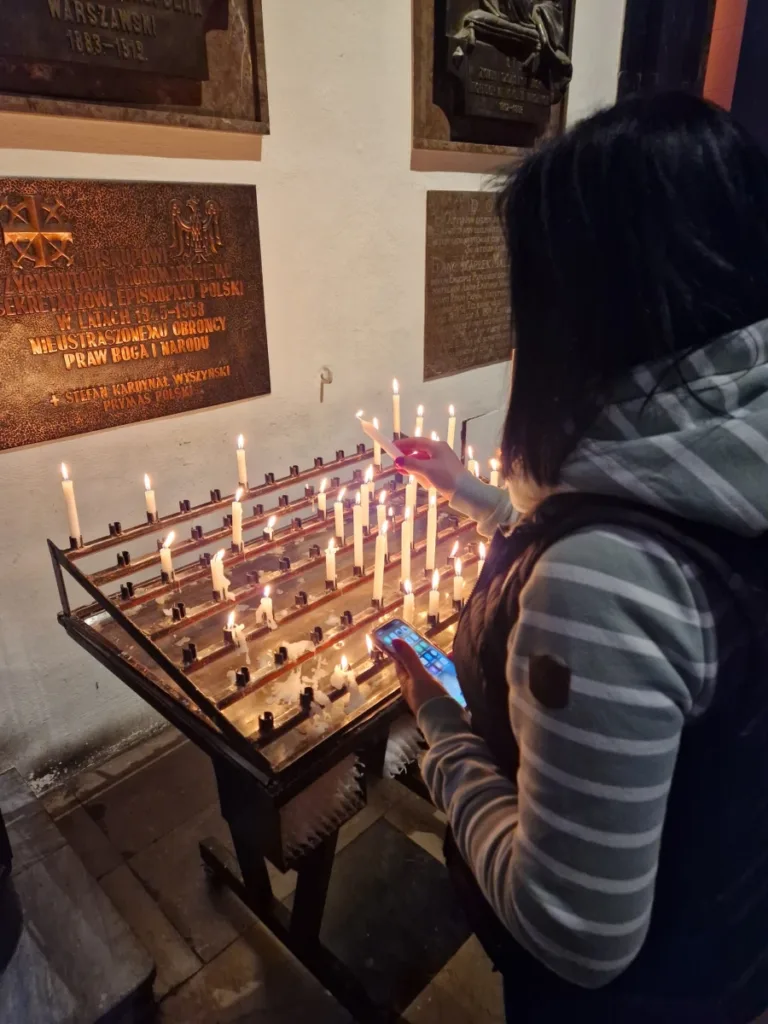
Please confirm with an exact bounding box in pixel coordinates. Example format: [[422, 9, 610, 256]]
[[418, 525, 716, 988]]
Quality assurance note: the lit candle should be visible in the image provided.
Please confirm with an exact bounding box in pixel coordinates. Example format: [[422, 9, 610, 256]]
[[373, 521, 388, 603], [334, 486, 346, 543], [318, 478, 328, 517], [453, 558, 465, 605], [325, 538, 337, 587], [428, 569, 440, 621], [377, 490, 387, 529], [405, 474, 417, 514], [372, 417, 382, 468], [353, 491, 364, 570], [60, 463, 81, 543], [415, 404, 424, 436], [428, 485, 437, 509], [232, 488, 244, 551], [447, 539, 459, 567], [236, 434, 248, 488], [425, 492, 437, 572], [431, 431, 439, 442], [226, 610, 250, 662], [467, 445, 480, 478], [211, 549, 230, 599], [392, 378, 401, 436], [386, 507, 395, 556], [401, 506, 413, 584], [144, 474, 157, 521], [403, 578, 415, 624], [331, 654, 355, 689], [489, 458, 500, 488], [478, 541, 486, 577], [159, 531, 175, 581], [265, 514, 277, 541], [256, 585, 276, 629], [361, 466, 374, 529], [447, 405, 456, 450]]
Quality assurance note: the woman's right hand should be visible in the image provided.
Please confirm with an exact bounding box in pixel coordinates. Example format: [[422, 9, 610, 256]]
[[394, 437, 467, 498]]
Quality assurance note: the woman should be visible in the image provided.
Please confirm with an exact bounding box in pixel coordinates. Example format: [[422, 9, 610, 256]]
[[394, 93, 768, 1023]]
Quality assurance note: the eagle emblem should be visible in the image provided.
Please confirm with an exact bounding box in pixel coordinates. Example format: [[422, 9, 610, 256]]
[[169, 198, 223, 263], [0, 195, 74, 270]]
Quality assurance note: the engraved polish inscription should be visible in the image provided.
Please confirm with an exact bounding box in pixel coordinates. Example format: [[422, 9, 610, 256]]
[[424, 191, 511, 381]]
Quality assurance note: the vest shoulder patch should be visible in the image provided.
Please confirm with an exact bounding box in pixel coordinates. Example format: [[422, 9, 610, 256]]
[[528, 653, 571, 709]]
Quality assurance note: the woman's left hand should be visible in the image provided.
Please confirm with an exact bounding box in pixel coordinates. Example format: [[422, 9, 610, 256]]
[[391, 638, 450, 715]]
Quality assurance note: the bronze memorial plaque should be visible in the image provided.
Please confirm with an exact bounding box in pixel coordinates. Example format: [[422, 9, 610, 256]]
[[0, 0, 269, 134], [424, 190, 511, 380], [0, 179, 270, 451]]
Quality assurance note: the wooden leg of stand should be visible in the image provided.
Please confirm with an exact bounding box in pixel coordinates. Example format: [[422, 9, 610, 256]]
[[290, 831, 338, 946]]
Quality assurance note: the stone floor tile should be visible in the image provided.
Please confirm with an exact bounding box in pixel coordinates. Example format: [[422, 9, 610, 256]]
[[100, 865, 202, 999], [405, 979, 482, 1024], [56, 805, 123, 880], [37, 784, 80, 821], [70, 728, 185, 805], [430, 936, 505, 1023], [84, 741, 217, 858], [384, 784, 447, 864]]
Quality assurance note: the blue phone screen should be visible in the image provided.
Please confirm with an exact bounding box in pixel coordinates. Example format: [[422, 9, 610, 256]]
[[375, 619, 466, 707]]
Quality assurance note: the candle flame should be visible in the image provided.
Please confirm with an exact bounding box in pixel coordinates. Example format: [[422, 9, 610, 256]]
[[373, 416, 379, 429], [431, 431, 439, 441], [430, 493, 437, 506], [327, 538, 336, 554], [449, 404, 455, 416], [356, 490, 361, 505], [338, 487, 346, 501], [163, 531, 175, 549], [404, 506, 411, 520], [490, 457, 499, 471], [417, 404, 424, 416], [320, 478, 328, 493], [263, 585, 271, 598], [381, 521, 389, 535], [340, 654, 349, 671], [404, 578, 412, 595], [365, 465, 374, 483], [414, 427, 422, 437], [432, 570, 440, 590], [144, 473, 151, 491], [450, 540, 459, 558], [455, 558, 463, 576], [379, 489, 387, 504], [267, 515, 277, 528], [355, 409, 364, 419], [409, 474, 415, 484], [235, 487, 244, 502], [214, 549, 225, 562], [60, 462, 69, 481], [366, 635, 373, 655], [392, 378, 399, 395], [388, 506, 394, 517], [468, 446, 474, 459], [227, 611, 236, 628], [237, 434, 244, 450], [479, 542, 487, 559]]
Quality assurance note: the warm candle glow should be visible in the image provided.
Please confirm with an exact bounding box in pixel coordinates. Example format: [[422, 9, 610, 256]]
[[214, 549, 225, 563], [267, 515, 277, 529], [340, 654, 349, 671], [237, 434, 244, 450], [409, 474, 415, 484], [356, 490, 361, 505], [320, 478, 328, 493], [61, 463, 69, 480], [381, 521, 388, 535], [405, 506, 411, 520], [373, 416, 379, 429], [379, 490, 387, 505], [450, 540, 459, 558], [432, 569, 440, 589], [490, 458, 498, 470], [264, 585, 271, 598], [388, 506, 394, 517], [235, 487, 244, 502], [144, 474, 151, 490], [338, 487, 347, 501], [404, 578, 412, 595], [365, 465, 374, 483], [449, 404, 455, 416], [455, 558, 462, 576], [392, 378, 399, 395], [227, 611, 236, 628], [356, 409, 364, 419], [366, 635, 373, 655], [468, 446, 474, 459], [327, 538, 336, 553], [431, 431, 439, 441], [479, 542, 486, 560], [163, 531, 175, 549], [417, 404, 424, 415], [430, 493, 436, 506]]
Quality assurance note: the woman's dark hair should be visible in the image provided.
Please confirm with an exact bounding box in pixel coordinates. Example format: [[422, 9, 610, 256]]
[[498, 92, 768, 485]]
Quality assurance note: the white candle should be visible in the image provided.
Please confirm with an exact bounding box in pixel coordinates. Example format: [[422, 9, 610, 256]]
[[453, 558, 465, 605], [236, 434, 248, 488], [392, 378, 401, 435], [478, 541, 486, 578], [400, 506, 412, 584], [386, 507, 395, 556], [428, 569, 440, 620], [211, 549, 230, 598], [415, 404, 424, 436], [377, 490, 387, 529], [467, 446, 480, 478], [318, 478, 328, 516], [325, 538, 337, 585], [227, 611, 250, 663], [232, 488, 244, 550], [489, 458, 500, 488], [403, 578, 415, 625], [428, 485, 437, 509], [372, 417, 382, 468], [361, 466, 374, 529], [60, 463, 81, 542], [447, 405, 456, 450], [160, 531, 175, 580], [448, 539, 459, 566], [331, 654, 355, 689], [405, 475, 417, 514], [265, 514, 277, 541], [353, 491, 364, 569], [257, 585, 276, 629], [144, 474, 157, 520], [334, 486, 346, 543], [373, 521, 388, 603], [425, 492, 437, 572]]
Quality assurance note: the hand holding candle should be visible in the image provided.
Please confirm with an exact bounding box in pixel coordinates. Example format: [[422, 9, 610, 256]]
[[60, 463, 81, 545], [236, 435, 248, 488], [160, 531, 175, 581], [144, 474, 157, 522], [232, 488, 244, 551]]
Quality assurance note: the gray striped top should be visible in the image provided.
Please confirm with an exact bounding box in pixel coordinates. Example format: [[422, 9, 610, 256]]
[[417, 321, 768, 988]]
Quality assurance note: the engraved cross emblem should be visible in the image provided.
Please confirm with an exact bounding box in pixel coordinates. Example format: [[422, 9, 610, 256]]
[[0, 196, 74, 270]]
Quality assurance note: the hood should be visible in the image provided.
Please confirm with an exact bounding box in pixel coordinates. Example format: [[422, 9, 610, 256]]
[[555, 319, 768, 537]]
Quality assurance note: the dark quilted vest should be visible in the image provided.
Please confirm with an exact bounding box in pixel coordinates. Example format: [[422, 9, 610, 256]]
[[447, 493, 768, 1023]]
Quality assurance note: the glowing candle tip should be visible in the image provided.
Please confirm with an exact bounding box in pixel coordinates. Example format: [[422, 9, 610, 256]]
[[264, 585, 271, 598], [392, 378, 399, 395], [340, 654, 349, 671], [379, 490, 387, 504], [61, 463, 69, 480], [163, 531, 175, 548], [449, 404, 455, 415], [432, 569, 440, 589], [237, 434, 244, 449], [320, 478, 328, 493], [227, 611, 235, 628], [417, 404, 424, 415], [404, 578, 412, 594], [144, 473, 151, 490], [235, 487, 244, 501]]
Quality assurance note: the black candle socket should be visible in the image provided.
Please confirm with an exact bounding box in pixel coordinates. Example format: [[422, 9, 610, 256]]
[[453, 599, 464, 612], [191, 525, 204, 540], [69, 535, 83, 550], [372, 647, 385, 664], [264, 472, 275, 484], [371, 598, 382, 610], [314, 456, 324, 467], [309, 544, 321, 557], [389, 478, 398, 491], [246, 570, 261, 585], [278, 645, 289, 661], [223, 513, 233, 527], [161, 570, 171, 585], [341, 610, 354, 626], [200, 552, 212, 566], [300, 686, 314, 712], [325, 579, 337, 592], [125, 581, 134, 597], [223, 626, 236, 646], [352, 468, 363, 483], [182, 642, 197, 665], [447, 514, 460, 529], [331, 476, 341, 488], [428, 613, 440, 627], [179, 499, 191, 512], [172, 602, 186, 620], [109, 522, 122, 536], [209, 489, 219, 502], [279, 494, 289, 507], [117, 550, 131, 566], [335, 449, 345, 461], [356, 442, 367, 454], [146, 511, 156, 524], [236, 666, 251, 688], [290, 465, 300, 477], [310, 626, 323, 644], [353, 566, 364, 577], [304, 484, 315, 498], [258, 710, 274, 732], [293, 517, 303, 530], [278, 557, 291, 571], [274, 649, 286, 667], [295, 590, 308, 607]]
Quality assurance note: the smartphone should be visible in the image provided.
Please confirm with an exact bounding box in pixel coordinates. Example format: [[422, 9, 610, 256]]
[[372, 618, 466, 707]]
